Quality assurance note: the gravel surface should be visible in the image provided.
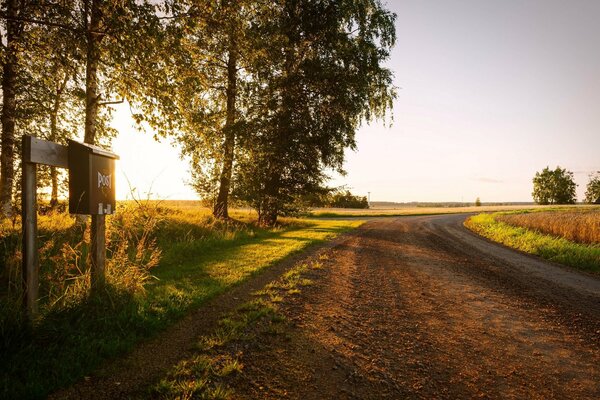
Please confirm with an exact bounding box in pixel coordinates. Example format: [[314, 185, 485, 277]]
[[51, 214, 600, 399], [232, 214, 600, 399]]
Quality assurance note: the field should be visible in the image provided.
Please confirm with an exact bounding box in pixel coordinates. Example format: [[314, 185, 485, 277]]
[[0, 202, 362, 399], [497, 209, 600, 244], [465, 208, 600, 272], [309, 204, 568, 218]]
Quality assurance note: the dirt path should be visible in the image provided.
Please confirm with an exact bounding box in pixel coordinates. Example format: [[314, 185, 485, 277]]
[[53, 214, 600, 399], [231, 214, 600, 399]]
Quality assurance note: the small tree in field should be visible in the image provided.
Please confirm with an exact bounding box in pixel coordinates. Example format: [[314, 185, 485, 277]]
[[532, 166, 577, 205], [585, 172, 600, 204], [475, 197, 482, 207]]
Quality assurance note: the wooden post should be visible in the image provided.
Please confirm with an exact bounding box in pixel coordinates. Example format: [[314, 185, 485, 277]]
[[22, 145, 39, 318], [90, 214, 106, 293]]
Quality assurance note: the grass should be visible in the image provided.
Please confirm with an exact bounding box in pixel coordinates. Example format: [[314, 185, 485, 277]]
[[149, 253, 330, 399], [465, 211, 600, 273], [0, 203, 362, 399]]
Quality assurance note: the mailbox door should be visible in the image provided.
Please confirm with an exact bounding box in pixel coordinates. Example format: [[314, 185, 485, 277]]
[[89, 155, 116, 214]]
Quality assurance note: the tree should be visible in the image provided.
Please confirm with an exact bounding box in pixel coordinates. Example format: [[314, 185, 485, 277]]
[[130, 1, 262, 220], [475, 197, 481, 206], [235, 0, 396, 225], [0, 0, 154, 215], [17, 3, 86, 207], [330, 190, 369, 209], [532, 166, 577, 205], [0, 0, 25, 216], [585, 171, 600, 204]]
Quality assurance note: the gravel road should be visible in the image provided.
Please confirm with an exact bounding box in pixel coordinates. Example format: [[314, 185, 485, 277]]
[[53, 214, 600, 399], [232, 214, 600, 399]]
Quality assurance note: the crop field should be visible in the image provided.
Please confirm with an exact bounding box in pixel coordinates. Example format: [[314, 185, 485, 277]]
[[309, 204, 566, 218], [465, 209, 600, 272], [497, 209, 600, 244]]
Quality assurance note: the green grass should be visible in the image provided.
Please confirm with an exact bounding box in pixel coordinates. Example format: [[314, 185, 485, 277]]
[[465, 212, 600, 273], [0, 206, 362, 399]]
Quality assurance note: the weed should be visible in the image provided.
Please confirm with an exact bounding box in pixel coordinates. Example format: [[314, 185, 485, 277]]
[[215, 358, 243, 377]]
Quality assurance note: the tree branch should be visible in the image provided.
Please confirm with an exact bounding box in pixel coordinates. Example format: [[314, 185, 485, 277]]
[[99, 98, 125, 106], [0, 13, 79, 32]]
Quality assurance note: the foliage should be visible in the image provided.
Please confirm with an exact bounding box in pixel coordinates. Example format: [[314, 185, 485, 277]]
[[327, 190, 369, 209], [475, 197, 481, 206], [295, 188, 369, 209], [585, 172, 600, 204], [532, 166, 577, 205], [229, 0, 397, 225], [465, 212, 600, 273], [0, 0, 130, 214]]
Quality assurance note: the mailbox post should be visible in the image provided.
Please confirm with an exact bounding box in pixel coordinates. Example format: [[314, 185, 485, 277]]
[[21, 135, 119, 318]]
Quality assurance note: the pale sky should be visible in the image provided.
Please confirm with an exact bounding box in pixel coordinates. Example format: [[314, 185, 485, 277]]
[[112, 0, 600, 203]]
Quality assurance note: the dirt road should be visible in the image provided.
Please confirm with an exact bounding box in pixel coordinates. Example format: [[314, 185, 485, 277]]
[[54, 214, 600, 399], [232, 214, 600, 399]]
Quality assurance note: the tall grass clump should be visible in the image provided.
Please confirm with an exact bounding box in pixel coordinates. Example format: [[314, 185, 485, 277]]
[[0, 201, 163, 399], [496, 208, 600, 244]]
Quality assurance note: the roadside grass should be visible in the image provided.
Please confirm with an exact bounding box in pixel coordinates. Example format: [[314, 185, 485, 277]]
[[465, 212, 600, 273], [149, 253, 331, 399], [0, 204, 361, 399]]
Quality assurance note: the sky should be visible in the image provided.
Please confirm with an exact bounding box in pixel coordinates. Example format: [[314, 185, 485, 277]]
[[111, 0, 600, 203]]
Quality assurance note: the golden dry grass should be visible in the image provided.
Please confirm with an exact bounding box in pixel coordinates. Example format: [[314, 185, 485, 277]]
[[497, 209, 600, 244]]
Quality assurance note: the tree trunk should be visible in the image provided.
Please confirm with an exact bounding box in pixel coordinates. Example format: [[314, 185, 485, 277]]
[[50, 167, 59, 208], [0, 0, 20, 217], [84, 0, 102, 145], [84, 0, 106, 292], [213, 31, 238, 220], [258, 44, 295, 227], [258, 177, 279, 226], [49, 73, 68, 208]]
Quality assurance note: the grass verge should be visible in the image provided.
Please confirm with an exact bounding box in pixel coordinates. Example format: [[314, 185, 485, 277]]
[[465, 212, 600, 273], [0, 205, 362, 399]]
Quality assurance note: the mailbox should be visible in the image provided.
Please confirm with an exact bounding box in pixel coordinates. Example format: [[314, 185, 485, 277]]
[[68, 140, 119, 215]]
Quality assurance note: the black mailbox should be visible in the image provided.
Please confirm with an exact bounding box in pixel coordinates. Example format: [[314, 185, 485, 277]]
[[68, 140, 119, 215]]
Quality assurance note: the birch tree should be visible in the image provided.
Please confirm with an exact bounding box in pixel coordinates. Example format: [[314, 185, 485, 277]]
[[235, 0, 396, 225]]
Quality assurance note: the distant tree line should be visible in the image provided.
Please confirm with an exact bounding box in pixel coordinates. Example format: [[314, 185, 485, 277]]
[[303, 189, 369, 209], [0, 0, 396, 226], [532, 166, 600, 205]]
